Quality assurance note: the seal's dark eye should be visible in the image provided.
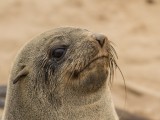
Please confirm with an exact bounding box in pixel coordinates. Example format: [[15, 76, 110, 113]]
[[52, 48, 66, 60]]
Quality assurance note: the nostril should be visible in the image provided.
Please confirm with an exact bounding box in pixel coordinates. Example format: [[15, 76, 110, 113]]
[[96, 38, 105, 47], [93, 34, 106, 47]]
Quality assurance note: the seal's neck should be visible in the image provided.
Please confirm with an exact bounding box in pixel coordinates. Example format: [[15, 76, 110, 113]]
[[3, 84, 118, 120], [60, 86, 119, 120]]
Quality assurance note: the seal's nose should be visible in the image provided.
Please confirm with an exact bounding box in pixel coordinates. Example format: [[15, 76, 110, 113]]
[[94, 33, 106, 47]]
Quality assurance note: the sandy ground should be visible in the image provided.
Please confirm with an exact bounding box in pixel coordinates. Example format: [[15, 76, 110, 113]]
[[0, 0, 160, 119]]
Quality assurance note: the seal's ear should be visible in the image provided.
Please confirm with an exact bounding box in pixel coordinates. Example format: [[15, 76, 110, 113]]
[[13, 67, 29, 84]]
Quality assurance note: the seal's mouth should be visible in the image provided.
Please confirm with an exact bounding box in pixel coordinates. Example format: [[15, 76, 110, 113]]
[[73, 56, 108, 76]]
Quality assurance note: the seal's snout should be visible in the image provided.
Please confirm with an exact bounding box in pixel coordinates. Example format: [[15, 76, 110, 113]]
[[93, 33, 107, 47]]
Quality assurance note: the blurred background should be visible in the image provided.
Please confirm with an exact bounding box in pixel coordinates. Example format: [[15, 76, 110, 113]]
[[0, 0, 160, 119]]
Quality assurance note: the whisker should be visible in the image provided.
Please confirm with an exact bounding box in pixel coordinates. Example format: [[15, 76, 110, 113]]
[[112, 57, 127, 108], [108, 41, 127, 108], [109, 46, 118, 59]]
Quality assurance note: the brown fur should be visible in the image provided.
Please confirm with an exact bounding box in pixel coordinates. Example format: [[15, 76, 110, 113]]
[[2, 27, 118, 120]]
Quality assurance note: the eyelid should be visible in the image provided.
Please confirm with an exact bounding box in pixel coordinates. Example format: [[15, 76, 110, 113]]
[[53, 44, 68, 49]]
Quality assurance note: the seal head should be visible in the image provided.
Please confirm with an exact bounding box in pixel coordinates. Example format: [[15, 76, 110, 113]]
[[3, 27, 118, 120]]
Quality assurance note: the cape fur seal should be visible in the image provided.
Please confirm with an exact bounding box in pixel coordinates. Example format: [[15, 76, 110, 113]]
[[2, 27, 119, 120]]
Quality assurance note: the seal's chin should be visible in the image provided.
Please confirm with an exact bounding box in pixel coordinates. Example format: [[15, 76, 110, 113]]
[[78, 65, 108, 93], [71, 57, 109, 93]]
